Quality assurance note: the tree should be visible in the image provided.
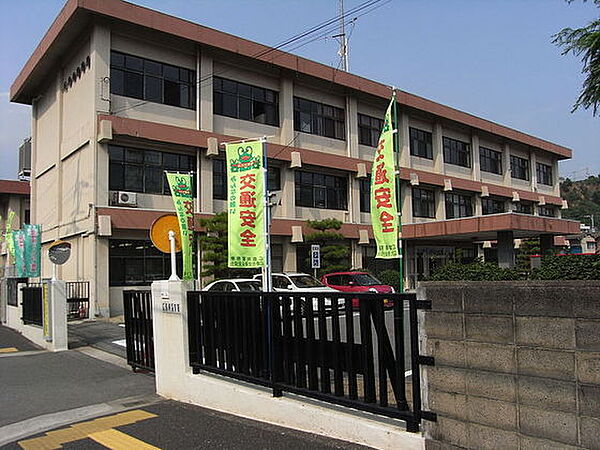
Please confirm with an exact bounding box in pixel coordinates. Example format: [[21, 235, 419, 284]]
[[553, 0, 600, 115], [304, 218, 350, 276]]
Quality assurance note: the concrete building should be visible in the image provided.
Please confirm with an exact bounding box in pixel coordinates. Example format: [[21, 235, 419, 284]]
[[10, 0, 579, 317]]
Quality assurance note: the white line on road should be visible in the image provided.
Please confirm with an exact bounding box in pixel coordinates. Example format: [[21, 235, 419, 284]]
[[112, 339, 127, 347]]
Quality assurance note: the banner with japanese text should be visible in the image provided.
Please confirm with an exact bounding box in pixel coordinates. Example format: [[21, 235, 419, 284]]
[[370, 96, 400, 259], [166, 172, 194, 280], [5, 211, 16, 260], [225, 140, 265, 268], [12, 230, 27, 277], [24, 224, 41, 277]]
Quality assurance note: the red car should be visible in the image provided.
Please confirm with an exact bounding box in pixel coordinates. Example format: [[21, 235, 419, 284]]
[[321, 271, 395, 308]]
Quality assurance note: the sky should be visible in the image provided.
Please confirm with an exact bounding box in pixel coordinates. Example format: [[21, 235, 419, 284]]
[[0, 0, 598, 181]]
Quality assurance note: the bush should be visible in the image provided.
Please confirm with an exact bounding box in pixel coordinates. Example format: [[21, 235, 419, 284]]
[[427, 261, 527, 282], [377, 269, 402, 291], [532, 254, 600, 280]]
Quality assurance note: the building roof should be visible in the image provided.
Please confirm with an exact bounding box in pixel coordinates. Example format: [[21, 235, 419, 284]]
[[0, 179, 30, 196], [11, 0, 572, 160]]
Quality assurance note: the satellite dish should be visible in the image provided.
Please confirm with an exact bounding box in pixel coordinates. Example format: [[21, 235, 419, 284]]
[[48, 240, 71, 265], [150, 214, 182, 253]]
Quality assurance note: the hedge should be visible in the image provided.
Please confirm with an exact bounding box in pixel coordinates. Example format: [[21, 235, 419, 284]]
[[532, 254, 600, 280]]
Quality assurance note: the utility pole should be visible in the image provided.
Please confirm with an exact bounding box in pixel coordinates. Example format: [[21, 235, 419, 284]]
[[333, 0, 349, 71]]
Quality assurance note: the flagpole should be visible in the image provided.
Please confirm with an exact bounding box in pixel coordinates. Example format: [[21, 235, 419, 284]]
[[392, 89, 404, 292], [262, 137, 272, 293]]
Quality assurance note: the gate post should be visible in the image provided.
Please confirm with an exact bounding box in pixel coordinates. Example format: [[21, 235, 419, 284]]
[[47, 280, 68, 351], [151, 280, 194, 396]]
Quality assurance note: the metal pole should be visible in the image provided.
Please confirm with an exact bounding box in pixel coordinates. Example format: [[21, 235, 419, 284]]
[[392, 90, 404, 292], [168, 230, 179, 281], [263, 138, 272, 293]]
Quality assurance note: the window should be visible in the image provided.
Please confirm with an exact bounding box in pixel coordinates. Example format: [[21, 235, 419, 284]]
[[445, 192, 473, 219], [109, 145, 196, 195], [443, 137, 471, 168], [109, 240, 182, 286], [110, 51, 195, 109], [482, 197, 505, 215], [412, 187, 436, 218], [213, 77, 279, 126], [358, 114, 383, 147], [410, 127, 433, 159], [510, 155, 530, 181], [536, 163, 553, 186], [538, 205, 556, 217], [513, 201, 533, 214], [359, 178, 371, 213], [294, 97, 345, 140], [587, 241, 597, 253], [213, 159, 280, 200], [294, 171, 347, 210], [480, 147, 503, 175]]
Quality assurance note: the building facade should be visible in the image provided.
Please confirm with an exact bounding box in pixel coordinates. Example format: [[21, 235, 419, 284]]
[[11, 0, 579, 317]]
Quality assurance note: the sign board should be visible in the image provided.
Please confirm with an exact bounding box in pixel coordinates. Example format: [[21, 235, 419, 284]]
[[311, 244, 321, 269], [161, 301, 181, 314], [150, 214, 182, 253], [48, 240, 71, 265]]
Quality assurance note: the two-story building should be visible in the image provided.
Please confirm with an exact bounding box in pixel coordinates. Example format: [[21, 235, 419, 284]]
[[10, 0, 579, 317]]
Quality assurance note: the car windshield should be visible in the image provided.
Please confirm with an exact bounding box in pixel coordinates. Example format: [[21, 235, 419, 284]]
[[290, 275, 324, 288], [237, 281, 262, 292], [350, 273, 381, 286]]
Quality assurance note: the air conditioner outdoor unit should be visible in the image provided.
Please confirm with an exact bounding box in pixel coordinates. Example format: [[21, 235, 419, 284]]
[[113, 191, 137, 207]]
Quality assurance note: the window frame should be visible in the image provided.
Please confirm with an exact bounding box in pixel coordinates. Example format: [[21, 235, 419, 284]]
[[482, 197, 505, 215], [409, 127, 433, 160], [536, 162, 553, 186], [412, 187, 436, 218], [359, 177, 371, 213], [213, 76, 279, 126], [510, 155, 530, 181], [513, 201, 533, 214], [445, 192, 473, 219], [538, 205, 556, 217], [443, 136, 471, 168], [294, 170, 348, 210], [213, 159, 280, 200], [479, 146, 503, 175], [110, 51, 196, 110], [293, 97, 345, 140], [358, 113, 383, 147]]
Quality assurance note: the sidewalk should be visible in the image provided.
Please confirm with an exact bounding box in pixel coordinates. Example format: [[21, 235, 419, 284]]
[[0, 325, 41, 353]]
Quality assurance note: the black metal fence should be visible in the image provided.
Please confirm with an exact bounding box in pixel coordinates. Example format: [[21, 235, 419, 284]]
[[21, 284, 43, 326], [66, 281, 90, 321], [123, 290, 154, 372], [187, 291, 436, 432]]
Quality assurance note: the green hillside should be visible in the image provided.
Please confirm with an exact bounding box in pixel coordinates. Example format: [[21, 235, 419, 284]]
[[560, 175, 600, 227]]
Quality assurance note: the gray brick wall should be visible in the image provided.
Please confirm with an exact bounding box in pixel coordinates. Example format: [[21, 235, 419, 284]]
[[419, 281, 600, 449]]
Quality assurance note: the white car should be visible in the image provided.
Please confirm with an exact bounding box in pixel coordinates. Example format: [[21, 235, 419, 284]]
[[203, 278, 262, 292], [253, 273, 343, 314]]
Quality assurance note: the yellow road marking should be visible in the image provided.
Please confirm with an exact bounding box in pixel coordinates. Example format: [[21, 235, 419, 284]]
[[18, 410, 157, 449], [0, 347, 18, 353], [89, 429, 160, 450]]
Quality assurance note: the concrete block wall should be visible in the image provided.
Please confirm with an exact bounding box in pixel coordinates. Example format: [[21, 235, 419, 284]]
[[419, 281, 600, 449]]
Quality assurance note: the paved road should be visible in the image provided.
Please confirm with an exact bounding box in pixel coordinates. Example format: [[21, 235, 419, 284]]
[[4, 400, 371, 449], [0, 325, 41, 352], [68, 321, 127, 358]]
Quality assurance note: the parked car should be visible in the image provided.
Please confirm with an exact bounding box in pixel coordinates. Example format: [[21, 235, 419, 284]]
[[253, 273, 342, 314], [321, 271, 394, 308], [203, 278, 262, 292]]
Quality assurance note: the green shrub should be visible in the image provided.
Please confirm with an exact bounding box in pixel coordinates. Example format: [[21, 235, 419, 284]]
[[532, 254, 600, 280], [427, 261, 527, 282], [376, 269, 402, 291]]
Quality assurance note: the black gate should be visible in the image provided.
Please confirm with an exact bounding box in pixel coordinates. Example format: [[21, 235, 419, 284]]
[[21, 284, 43, 326], [123, 290, 154, 372], [187, 291, 436, 432], [66, 281, 90, 321]]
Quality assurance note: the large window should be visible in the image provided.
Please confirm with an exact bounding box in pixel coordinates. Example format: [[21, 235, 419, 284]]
[[213, 76, 278, 126], [358, 114, 383, 147], [412, 187, 436, 218], [110, 51, 195, 109], [109, 240, 182, 286], [538, 205, 556, 217], [510, 155, 530, 181], [213, 159, 280, 200], [294, 97, 345, 140], [109, 145, 196, 195], [295, 171, 347, 210], [359, 178, 371, 213], [482, 197, 505, 215], [513, 201, 533, 214], [443, 137, 471, 168], [410, 127, 433, 159], [536, 162, 553, 186], [480, 147, 503, 175], [445, 192, 473, 219]]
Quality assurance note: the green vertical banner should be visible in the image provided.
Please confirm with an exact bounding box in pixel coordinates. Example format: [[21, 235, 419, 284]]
[[166, 172, 194, 280], [12, 230, 27, 277], [370, 95, 399, 259], [24, 224, 41, 277], [5, 211, 16, 260], [225, 140, 265, 268]]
